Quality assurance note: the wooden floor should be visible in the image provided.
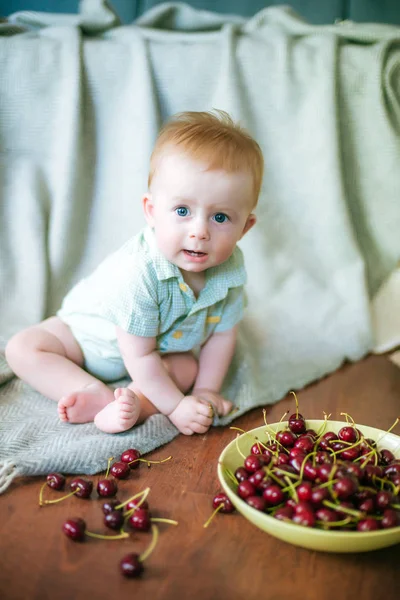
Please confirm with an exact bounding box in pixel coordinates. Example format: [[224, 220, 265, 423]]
[[1, 354, 400, 600]]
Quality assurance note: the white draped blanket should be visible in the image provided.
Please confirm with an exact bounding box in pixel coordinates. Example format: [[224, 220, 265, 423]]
[[1, 1, 400, 493]]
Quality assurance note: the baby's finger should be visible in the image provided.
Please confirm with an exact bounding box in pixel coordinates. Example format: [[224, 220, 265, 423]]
[[190, 421, 210, 435], [221, 399, 234, 416], [197, 400, 215, 420]]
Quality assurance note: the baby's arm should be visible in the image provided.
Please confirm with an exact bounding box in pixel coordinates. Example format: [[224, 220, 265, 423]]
[[116, 327, 213, 434], [192, 326, 237, 416]]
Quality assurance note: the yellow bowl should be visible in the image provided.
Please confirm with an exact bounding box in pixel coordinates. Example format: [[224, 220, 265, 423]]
[[218, 420, 400, 553]]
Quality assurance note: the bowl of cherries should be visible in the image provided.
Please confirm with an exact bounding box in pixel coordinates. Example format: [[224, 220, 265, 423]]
[[218, 402, 400, 553]]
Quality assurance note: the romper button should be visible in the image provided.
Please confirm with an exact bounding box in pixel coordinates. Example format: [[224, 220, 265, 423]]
[[172, 330, 183, 339], [179, 283, 188, 292]]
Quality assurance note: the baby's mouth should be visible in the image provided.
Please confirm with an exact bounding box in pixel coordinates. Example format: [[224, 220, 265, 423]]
[[184, 250, 207, 257]]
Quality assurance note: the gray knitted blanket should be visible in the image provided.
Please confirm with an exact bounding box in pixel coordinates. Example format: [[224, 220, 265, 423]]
[[1, 1, 400, 493]]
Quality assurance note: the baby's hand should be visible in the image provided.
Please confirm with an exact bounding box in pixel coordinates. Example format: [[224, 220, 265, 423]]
[[168, 395, 213, 435], [192, 389, 233, 417]]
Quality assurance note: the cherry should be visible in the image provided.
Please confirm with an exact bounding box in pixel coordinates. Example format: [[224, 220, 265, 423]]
[[246, 495, 266, 511], [110, 462, 130, 480], [276, 429, 297, 448], [315, 451, 332, 465], [318, 432, 338, 450], [104, 510, 125, 531], [250, 442, 264, 455], [310, 486, 329, 506], [302, 462, 318, 482], [46, 473, 65, 490], [297, 481, 312, 502], [274, 506, 294, 520], [338, 426, 359, 444], [381, 508, 399, 529], [262, 484, 284, 506], [293, 436, 314, 454], [235, 467, 249, 482], [248, 469, 267, 488], [379, 449, 395, 465], [289, 447, 306, 460], [62, 518, 86, 542], [375, 491, 393, 510], [212, 492, 235, 513], [317, 463, 335, 482], [288, 417, 306, 435], [384, 462, 400, 479], [238, 480, 256, 500], [340, 447, 361, 461], [97, 479, 118, 498], [102, 499, 123, 515], [120, 448, 141, 469], [333, 477, 358, 499], [126, 498, 149, 511], [129, 507, 151, 532], [292, 508, 315, 527], [315, 508, 337, 523], [358, 498, 375, 514], [244, 454, 264, 473], [275, 452, 291, 465], [357, 518, 380, 532], [120, 553, 144, 578], [70, 477, 93, 499]]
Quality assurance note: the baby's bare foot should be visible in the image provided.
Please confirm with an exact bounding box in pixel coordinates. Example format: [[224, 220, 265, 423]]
[[93, 388, 141, 434], [58, 383, 114, 424]]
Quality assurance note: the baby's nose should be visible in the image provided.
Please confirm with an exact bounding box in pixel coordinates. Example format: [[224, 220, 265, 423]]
[[189, 219, 210, 240]]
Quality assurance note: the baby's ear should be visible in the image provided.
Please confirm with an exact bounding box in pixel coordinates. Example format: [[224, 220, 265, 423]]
[[142, 193, 155, 226], [240, 213, 257, 238]]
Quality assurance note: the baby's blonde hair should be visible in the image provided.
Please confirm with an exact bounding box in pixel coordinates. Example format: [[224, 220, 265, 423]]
[[148, 110, 264, 207]]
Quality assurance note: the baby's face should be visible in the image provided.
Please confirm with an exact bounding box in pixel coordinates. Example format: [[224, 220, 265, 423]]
[[143, 151, 256, 276]]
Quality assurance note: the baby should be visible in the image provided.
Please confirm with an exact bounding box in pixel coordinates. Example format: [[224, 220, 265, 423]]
[[5, 110, 264, 435]]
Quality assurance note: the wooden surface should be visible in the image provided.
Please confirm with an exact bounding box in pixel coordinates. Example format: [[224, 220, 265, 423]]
[[1, 354, 400, 600]]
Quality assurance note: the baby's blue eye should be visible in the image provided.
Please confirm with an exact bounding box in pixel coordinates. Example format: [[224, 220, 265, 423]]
[[213, 213, 228, 224], [176, 207, 189, 217]]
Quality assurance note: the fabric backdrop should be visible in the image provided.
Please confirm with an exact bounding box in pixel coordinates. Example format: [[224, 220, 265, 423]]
[[1, 1, 400, 493]]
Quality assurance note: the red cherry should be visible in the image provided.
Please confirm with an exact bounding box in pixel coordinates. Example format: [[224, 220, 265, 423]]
[[70, 477, 93, 499], [126, 498, 149, 511], [129, 507, 151, 531], [97, 478, 118, 498], [120, 448, 141, 469], [120, 553, 144, 578], [338, 426, 359, 444], [46, 473, 65, 490], [110, 462, 130, 480], [276, 429, 297, 447], [246, 495, 266, 511], [212, 492, 235, 513], [104, 510, 125, 530], [62, 518, 86, 541]]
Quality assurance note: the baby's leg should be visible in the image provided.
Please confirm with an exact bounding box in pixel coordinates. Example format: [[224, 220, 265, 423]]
[[93, 352, 198, 433], [5, 317, 114, 423]]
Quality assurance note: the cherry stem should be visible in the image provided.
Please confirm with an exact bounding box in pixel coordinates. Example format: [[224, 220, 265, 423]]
[[315, 412, 331, 441], [235, 434, 246, 460], [316, 516, 352, 528], [39, 484, 78, 506], [86, 529, 129, 540], [128, 456, 172, 467], [290, 391, 299, 419], [323, 499, 362, 519], [139, 524, 159, 562], [330, 437, 363, 457], [340, 412, 356, 426], [105, 457, 114, 478], [203, 503, 223, 528], [279, 410, 289, 423], [220, 464, 239, 487], [151, 518, 178, 526], [115, 486, 150, 511], [284, 475, 299, 503]]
